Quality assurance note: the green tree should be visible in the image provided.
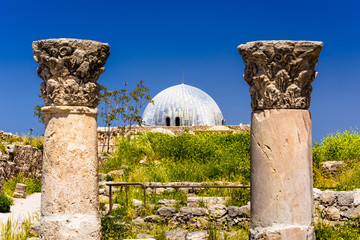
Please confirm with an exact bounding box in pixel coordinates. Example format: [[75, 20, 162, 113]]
[[99, 80, 153, 152]]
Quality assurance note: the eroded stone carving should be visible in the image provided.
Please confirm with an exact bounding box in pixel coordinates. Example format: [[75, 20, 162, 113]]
[[238, 41, 322, 110], [33, 38, 110, 107]]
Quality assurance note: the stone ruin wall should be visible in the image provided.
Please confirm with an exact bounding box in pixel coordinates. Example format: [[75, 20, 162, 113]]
[[0, 131, 42, 193]]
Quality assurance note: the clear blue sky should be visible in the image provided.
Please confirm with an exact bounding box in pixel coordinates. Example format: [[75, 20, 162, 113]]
[[0, 0, 359, 142]]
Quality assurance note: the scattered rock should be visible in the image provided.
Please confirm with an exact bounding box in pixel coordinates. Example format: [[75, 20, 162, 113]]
[[337, 191, 354, 205], [157, 207, 176, 218], [320, 161, 345, 175], [29, 223, 40, 237], [108, 169, 124, 176], [136, 233, 155, 239], [187, 197, 228, 207], [185, 231, 207, 240], [13, 183, 27, 198], [321, 191, 337, 205], [133, 199, 143, 208], [158, 199, 178, 207], [165, 230, 187, 240], [180, 207, 208, 216], [326, 206, 341, 220], [144, 215, 162, 223], [132, 217, 145, 225], [208, 204, 227, 218], [354, 190, 360, 204]]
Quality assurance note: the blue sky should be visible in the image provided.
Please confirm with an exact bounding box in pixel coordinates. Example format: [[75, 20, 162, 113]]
[[0, 0, 359, 142]]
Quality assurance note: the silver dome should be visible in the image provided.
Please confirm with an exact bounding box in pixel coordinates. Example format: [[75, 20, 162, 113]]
[[142, 84, 225, 126]]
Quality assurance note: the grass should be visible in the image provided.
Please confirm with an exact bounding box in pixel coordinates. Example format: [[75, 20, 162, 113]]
[[99, 129, 360, 238], [312, 129, 360, 190], [314, 218, 360, 239], [3, 175, 41, 197], [0, 214, 38, 240], [100, 131, 251, 184], [0, 135, 43, 150]]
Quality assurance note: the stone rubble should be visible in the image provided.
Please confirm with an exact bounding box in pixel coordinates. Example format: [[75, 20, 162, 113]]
[[13, 183, 27, 198]]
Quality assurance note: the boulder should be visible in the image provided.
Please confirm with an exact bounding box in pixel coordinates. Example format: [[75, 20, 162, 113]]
[[156, 207, 177, 218], [108, 169, 124, 176], [186, 231, 207, 240], [337, 191, 354, 205], [321, 191, 337, 205], [180, 207, 208, 216], [227, 205, 249, 218], [133, 199, 143, 208], [144, 215, 162, 223], [132, 217, 145, 225], [165, 230, 187, 240], [13, 183, 27, 198], [208, 204, 227, 218]]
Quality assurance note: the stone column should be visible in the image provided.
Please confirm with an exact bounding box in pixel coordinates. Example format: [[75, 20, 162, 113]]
[[33, 38, 110, 240], [238, 41, 322, 240]]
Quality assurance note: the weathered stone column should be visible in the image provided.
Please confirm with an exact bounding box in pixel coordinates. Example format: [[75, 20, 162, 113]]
[[238, 41, 322, 239], [33, 38, 110, 240]]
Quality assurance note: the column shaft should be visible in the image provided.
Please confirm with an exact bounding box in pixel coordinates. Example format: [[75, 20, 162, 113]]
[[250, 110, 314, 239], [40, 106, 100, 240], [238, 40, 322, 240]]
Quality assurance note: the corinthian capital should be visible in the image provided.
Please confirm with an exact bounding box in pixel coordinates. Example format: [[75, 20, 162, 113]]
[[238, 41, 322, 111], [33, 38, 110, 108]]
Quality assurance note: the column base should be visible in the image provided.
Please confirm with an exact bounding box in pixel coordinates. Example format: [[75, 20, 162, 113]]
[[40, 214, 100, 240], [250, 225, 315, 240]]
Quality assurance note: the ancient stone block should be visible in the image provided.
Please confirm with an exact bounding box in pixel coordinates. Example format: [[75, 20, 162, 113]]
[[13, 183, 27, 198]]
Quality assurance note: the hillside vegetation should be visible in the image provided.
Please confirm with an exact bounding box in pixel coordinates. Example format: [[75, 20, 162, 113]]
[[101, 129, 360, 190], [100, 131, 251, 184]]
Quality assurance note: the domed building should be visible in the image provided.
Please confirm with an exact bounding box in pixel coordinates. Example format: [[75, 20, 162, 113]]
[[142, 83, 225, 126]]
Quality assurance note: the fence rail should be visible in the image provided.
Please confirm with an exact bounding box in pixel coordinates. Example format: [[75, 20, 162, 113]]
[[105, 182, 336, 214]]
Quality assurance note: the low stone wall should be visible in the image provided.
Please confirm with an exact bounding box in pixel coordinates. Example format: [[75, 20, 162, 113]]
[[0, 145, 42, 193], [314, 188, 360, 222]]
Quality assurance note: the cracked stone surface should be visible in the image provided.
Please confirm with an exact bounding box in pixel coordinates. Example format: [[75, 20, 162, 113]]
[[250, 109, 314, 239]]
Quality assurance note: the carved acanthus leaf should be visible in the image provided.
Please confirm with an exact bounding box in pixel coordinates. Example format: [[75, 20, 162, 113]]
[[33, 38, 110, 108], [238, 40, 322, 110]]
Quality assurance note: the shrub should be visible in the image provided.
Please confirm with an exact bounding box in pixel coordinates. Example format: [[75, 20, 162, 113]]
[[312, 129, 360, 190], [101, 131, 251, 183], [0, 194, 13, 213], [313, 130, 360, 167]]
